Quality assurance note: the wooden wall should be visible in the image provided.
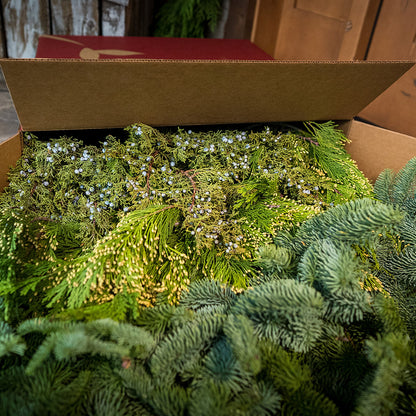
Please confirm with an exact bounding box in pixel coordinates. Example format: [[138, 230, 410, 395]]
[[0, 0, 256, 59], [0, 0, 155, 58]]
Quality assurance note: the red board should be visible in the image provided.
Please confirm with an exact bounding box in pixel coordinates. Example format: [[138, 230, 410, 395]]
[[36, 35, 274, 60]]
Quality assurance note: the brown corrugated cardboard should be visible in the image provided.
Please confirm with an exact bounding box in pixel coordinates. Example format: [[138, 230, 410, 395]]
[[359, 69, 416, 138], [0, 59, 412, 131], [343, 119, 416, 182], [0, 57, 415, 189], [358, 0, 416, 138], [0, 132, 22, 191], [251, 0, 381, 60]]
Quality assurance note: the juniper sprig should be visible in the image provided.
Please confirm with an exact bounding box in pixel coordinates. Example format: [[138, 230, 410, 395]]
[[0, 122, 372, 320]]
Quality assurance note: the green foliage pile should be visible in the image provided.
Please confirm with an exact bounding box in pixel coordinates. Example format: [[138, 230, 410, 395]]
[[153, 0, 223, 38], [2, 157, 416, 414], [0, 122, 372, 321]]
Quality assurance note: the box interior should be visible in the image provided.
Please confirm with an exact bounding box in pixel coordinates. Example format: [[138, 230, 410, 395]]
[[344, 119, 416, 183]]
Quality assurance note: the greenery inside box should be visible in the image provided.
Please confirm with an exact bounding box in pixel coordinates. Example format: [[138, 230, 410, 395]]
[[1, 121, 416, 415]]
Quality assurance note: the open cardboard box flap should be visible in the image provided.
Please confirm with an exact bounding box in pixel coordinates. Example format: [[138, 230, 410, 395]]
[[0, 58, 415, 189], [0, 59, 413, 130]]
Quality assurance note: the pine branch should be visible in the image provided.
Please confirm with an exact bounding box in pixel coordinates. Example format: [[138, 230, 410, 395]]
[[223, 314, 261, 375], [120, 363, 189, 416], [259, 339, 339, 415], [134, 304, 193, 337], [150, 314, 225, 384], [353, 332, 411, 415], [0, 321, 26, 358], [180, 279, 237, 314], [256, 244, 297, 279], [374, 168, 395, 204], [295, 198, 404, 247], [232, 280, 325, 353], [298, 239, 371, 324], [17, 318, 154, 374]]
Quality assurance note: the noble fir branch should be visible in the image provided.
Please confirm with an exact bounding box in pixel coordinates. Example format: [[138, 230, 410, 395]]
[[298, 239, 372, 324], [305, 336, 369, 415], [397, 215, 416, 246], [16, 317, 154, 374], [150, 313, 226, 385], [378, 156, 416, 207], [256, 244, 297, 280], [2, 268, 416, 415], [372, 158, 416, 337], [0, 320, 26, 358], [196, 336, 253, 394], [223, 314, 262, 375], [372, 294, 406, 334], [232, 279, 325, 353], [294, 198, 404, 248], [134, 303, 194, 337], [259, 196, 411, 334], [353, 332, 411, 416], [259, 339, 339, 416], [381, 246, 416, 287], [179, 278, 237, 314], [0, 361, 91, 416], [187, 380, 233, 416], [373, 168, 395, 205], [120, 364, 189, 416]]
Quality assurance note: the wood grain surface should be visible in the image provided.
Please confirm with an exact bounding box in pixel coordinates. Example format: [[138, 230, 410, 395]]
[[102, 0, 126, 36], [2, 0, 50, 58], [50, 0, 99, 36]]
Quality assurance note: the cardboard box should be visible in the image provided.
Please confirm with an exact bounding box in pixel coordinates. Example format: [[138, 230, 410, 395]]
[[0, 36, 415, 190], [250, 0, 381, 60], [358, 0, 416, 138]]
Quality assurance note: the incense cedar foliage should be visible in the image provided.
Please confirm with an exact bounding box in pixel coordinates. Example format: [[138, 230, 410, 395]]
[[0, 122, 371, 322], [3, 160, 416, 415]]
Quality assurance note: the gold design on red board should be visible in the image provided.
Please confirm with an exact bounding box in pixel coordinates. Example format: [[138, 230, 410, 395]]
[[40, 35, 144, 59]]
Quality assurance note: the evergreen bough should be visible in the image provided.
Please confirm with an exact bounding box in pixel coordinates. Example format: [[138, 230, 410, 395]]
[[153, 0, 223, 38], [0, 122, 371, 321], [4, 156, 416, 414]]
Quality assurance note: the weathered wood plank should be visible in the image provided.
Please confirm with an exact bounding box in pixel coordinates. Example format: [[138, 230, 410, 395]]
[[107, 0, 129, 6], [2, 0, 50, 58], [102, 0, 127, 36], [50, 0, 99, 35], [0, 7, 6, 57]]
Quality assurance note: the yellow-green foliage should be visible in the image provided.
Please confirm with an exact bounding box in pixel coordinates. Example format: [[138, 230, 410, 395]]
[[0, 122, 372, 320]]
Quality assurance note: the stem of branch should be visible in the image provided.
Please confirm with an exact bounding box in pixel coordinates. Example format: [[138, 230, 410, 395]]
[[300, 136, 319, 146], [181, 170, 198, 211]]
